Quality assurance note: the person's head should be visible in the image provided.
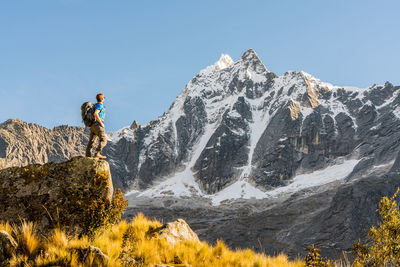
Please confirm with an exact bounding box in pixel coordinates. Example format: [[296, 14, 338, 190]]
[[96, 93, 105, 103]]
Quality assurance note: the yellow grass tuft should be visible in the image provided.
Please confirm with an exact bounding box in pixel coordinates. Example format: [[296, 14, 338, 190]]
[[12, 221, 41, 258], [0, 221, 13, 235]]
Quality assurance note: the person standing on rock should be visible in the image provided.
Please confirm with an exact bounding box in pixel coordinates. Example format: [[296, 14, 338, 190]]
[[85, 93, 107, 159]]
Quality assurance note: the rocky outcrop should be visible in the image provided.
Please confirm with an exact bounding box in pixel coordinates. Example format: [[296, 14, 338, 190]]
[[0, 156, 113, 235], [148, 219, 199, 246]]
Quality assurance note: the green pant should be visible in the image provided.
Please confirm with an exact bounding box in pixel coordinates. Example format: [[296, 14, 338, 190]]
[[86, 124, 107, 157]]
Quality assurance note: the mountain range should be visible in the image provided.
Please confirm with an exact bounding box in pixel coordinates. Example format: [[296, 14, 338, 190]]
[[2, 48, 400, 258]]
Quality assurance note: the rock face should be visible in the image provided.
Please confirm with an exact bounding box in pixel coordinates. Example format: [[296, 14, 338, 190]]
[[0, 156, 113, 235], [149, 218, 199, 246], [0, 119, 88, 170]]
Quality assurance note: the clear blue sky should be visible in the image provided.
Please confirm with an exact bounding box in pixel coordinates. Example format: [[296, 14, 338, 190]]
[[1, 0, 399, 131]]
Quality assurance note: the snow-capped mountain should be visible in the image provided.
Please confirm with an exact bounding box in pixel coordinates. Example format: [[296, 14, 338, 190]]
[[2, 48, 400, 258], [107, 48, 400, 205]]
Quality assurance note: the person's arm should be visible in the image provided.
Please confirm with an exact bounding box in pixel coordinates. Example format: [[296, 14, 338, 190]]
[[94, 109, 105, 128]]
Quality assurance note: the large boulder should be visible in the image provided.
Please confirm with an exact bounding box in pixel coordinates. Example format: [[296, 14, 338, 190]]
[[0, 156, 113, 235], [74, 245, 109, 267], [149, 219, 199, 246]]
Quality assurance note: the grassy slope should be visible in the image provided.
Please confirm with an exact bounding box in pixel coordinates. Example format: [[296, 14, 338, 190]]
[[0, 213, 304, 267]]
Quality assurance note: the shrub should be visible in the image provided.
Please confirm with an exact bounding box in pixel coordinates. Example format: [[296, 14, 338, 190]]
[[82, 188, 128, 238], [304, 244, 333, 267], [352, 188, 400, 266]]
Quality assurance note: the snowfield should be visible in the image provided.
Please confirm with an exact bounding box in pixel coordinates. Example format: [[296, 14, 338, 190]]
[[126, 158, 360, 206]]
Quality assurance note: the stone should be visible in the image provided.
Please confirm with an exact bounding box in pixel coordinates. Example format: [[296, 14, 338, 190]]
[[0, 230, 17, 263], [148, 219, 199, 246], [75, 245, 109, 266]]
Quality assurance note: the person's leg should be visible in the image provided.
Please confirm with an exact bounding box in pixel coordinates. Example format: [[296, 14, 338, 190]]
[[86, 126, 98, 157], [94, 125, 107, 157]]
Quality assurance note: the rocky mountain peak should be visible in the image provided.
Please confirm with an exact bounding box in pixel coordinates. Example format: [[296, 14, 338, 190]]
[[240, 48, 259, 61], [0, 118, 27, 130], [240, 48, 269, 74], [215, 54, 234, 70], [130, 120, 140, 130]]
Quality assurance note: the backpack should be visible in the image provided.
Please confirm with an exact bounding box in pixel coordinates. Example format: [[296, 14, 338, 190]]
[[81, 102, 95, 127]]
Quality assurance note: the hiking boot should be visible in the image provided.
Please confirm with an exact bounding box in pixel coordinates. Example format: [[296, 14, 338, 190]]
[[95, 154, 107, 159]]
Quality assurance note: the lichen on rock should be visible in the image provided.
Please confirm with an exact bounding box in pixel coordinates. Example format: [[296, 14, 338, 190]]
[[0, 156, 114, 236]]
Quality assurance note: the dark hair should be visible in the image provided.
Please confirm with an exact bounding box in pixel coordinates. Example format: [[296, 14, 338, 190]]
[[96, 93, 104, 102]]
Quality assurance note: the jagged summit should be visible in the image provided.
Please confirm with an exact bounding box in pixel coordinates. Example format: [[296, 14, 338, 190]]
[[215, 54, 234, 70], [240, 48, 269, 73], [0, 118, 26, 129]]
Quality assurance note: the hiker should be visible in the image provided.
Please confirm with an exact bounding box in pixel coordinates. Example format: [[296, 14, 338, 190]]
[[85, 93, 107, 159]]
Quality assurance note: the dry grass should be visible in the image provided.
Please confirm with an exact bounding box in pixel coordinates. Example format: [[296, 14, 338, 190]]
[[12, 221, 41, 258], [0, 221, 13, 234], [0, 214, 304, 266]]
